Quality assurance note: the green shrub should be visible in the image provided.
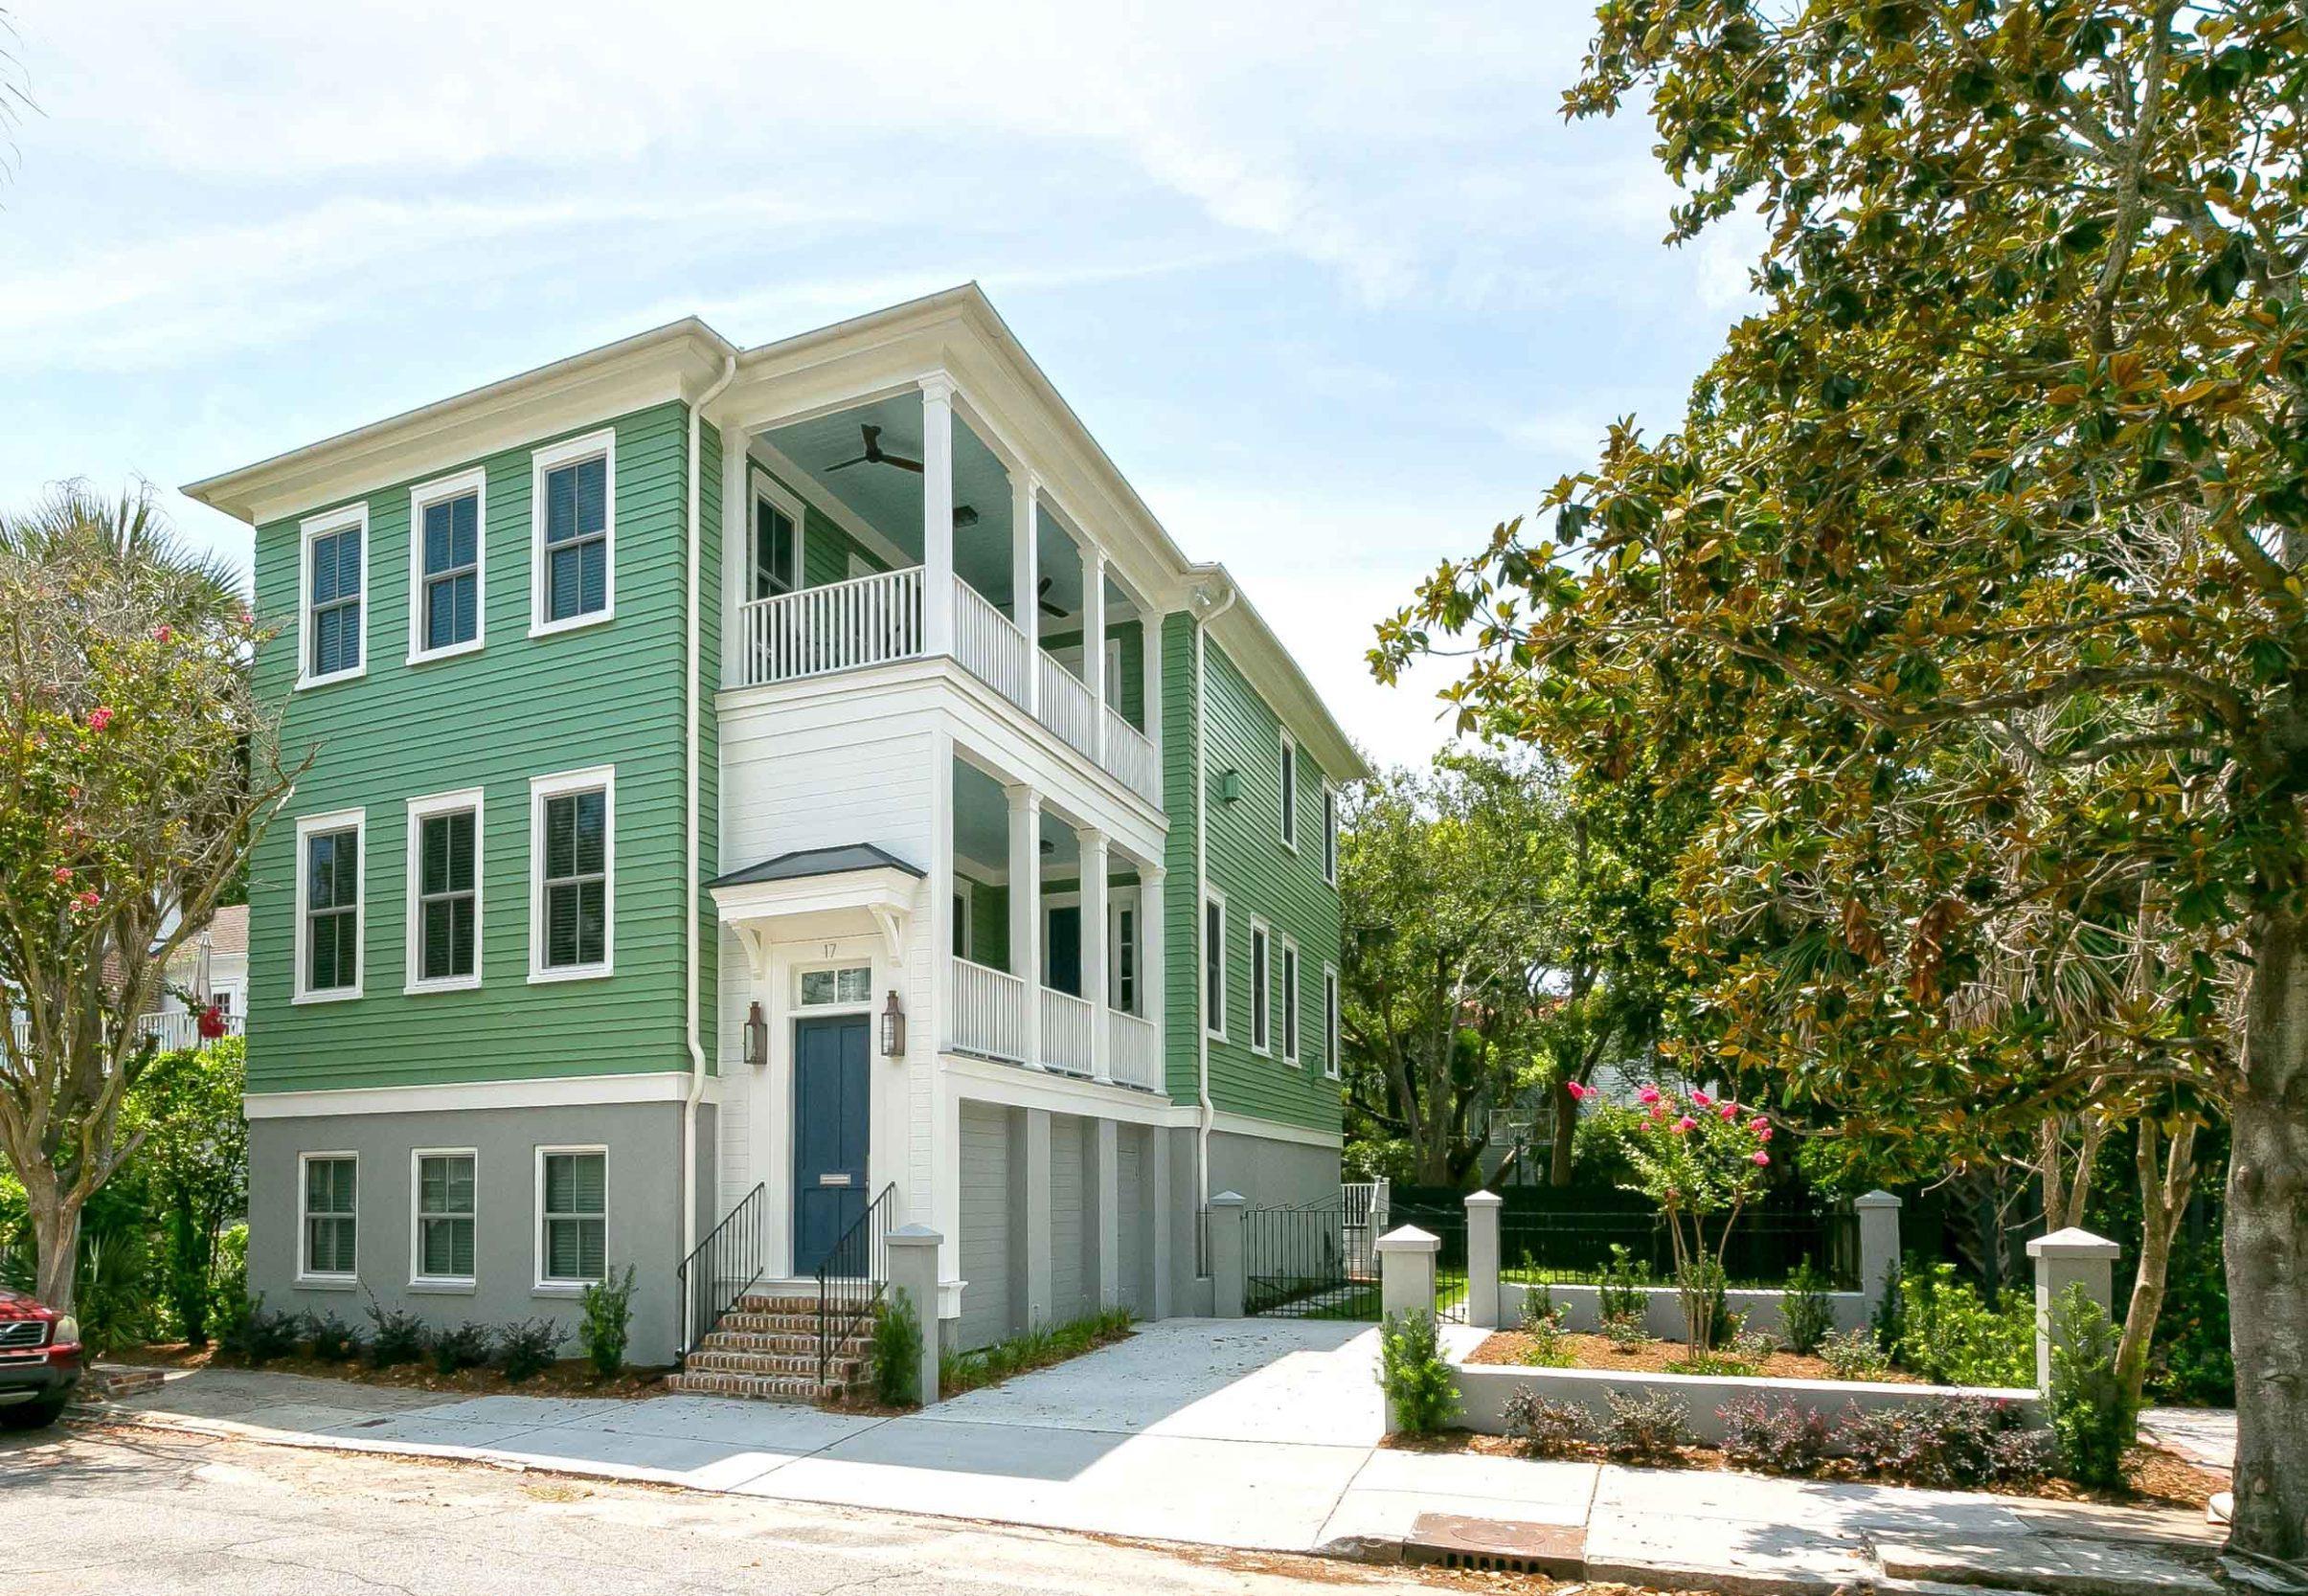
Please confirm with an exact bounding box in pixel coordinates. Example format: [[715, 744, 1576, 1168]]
[[579, 1266, 636, 1378], [937, 1306, 1133, 1398], [1821, 1325, 1893, 1381], [1872, 1258, 1904, 1352], [1596, 1245, 1650, 1325], [364, 1298, 430, 1368], [1519, 1284, 1563, 1333], [1602, 1311, 1652, 1351], [1842, 1395, 2050, 1489], [1674, 1257, 1736, 1351], [301, 1311, 362, 1362], [1779, 1261, 1835, 1356], [495, 1318, 563, 1383], [2048, 1285, 2132, 1488], [218, 1299, 300, 1365], [1600, 1389, 1692, 1463], [1893, 1262, 2033, 1386], [430, 1321, 492, 1375], [1376, 1310, 1459, 1434], [1503, 1390, 1591, 1456], [871, 1293, 925, 1406], [1719, 1395, 1829, 1474]]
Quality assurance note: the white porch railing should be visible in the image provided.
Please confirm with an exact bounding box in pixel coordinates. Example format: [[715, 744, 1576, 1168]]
[[949, 956, 1029, 1064], [1036, 655, 1098, 761], [1106, 1009, 1161, 1091], [955, 581, 1033, 713], [9, 1010, 243, 1055], [1039, 986, 1095, 1076], [737, 567, 922, 686], [1102, 709, 1161, 806]]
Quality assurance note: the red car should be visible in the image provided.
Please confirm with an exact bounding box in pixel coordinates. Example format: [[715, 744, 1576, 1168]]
[[0, 1287, 80, 1430]]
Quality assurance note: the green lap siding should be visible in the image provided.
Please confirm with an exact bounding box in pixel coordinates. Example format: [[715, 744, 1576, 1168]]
[[247, 401, 716, 1095]]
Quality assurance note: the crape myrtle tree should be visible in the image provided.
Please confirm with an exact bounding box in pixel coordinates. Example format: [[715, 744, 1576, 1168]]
[[0, 485, 294, 1315], [1374, 1, 2307, 1558]]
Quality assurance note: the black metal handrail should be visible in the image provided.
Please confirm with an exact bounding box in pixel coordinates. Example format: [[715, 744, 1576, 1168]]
[[678, 1181, 768, 1356], [816, 1182, 897, 1391]]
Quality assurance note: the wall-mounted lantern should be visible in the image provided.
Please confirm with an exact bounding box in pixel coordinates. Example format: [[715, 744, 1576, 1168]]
[[1216, 769, 1243, 803], [880, 989, 906, 1058], [743, 1001, 768, 1067]]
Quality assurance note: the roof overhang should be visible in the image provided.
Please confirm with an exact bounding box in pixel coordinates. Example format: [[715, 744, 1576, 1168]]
[[712, 863, 923, 973]]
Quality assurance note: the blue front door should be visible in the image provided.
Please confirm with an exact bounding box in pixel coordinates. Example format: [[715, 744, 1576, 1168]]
[[793, 1016, 871, 1276]]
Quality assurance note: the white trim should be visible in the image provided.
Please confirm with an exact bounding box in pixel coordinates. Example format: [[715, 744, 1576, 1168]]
[[749, 438, 915, 574], [1248, 916, 1273, 1055], [296, 1149, 360, 1287], [793, 959, 875, 1013], [1202, 887, 1228, 1042], [405, 466, 487, 663], [847, 551, 877, 581], [1279, 933, 1301, 1067], [529, 427, 617, 637], [529, 764, 616, 983], [1278, 729, 1300, 851], [296, 503, 369, 690], [1323, 962, 1341, 1081], [1208, 1111, 1344, 1150], [403, 786, 485, 994], [408, 1146, 479, 1290], [244, 1071, 713, 1119], [534, 1143, 609, 1292], [292, 808, 366, 1003], [950, 875, 975, 962], [748, 467, 808, 599], [1322, 783, 1338, 888]]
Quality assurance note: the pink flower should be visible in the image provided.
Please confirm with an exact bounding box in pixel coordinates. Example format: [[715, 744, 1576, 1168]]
[[1755, 1124, 1774, 1142], [1749, 1115, 1770, 1135], [76, 889, 100, 909], [153, 624, 173, 642], [1751, 1150, 1771, 1166], [52, 865, 72, 884], [88, 707, 114, 731], [1564, 1081, 1590, 1102], [1719, 1101, 1739, 1121], [1638, 1086, 1663, 1105], [1691, 1090, 1711, 1108], [1673, 1114, 1697, 1134]]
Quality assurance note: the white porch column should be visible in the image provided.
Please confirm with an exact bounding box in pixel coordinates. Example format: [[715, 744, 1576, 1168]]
[[1082, 827, 1109, 1083], [1143, 604, 1165, 770], [1012, 471, 1040, 715], [1143, 864, 1166, 1032], [1007, 783, 1044, 1069], [719, 422, 749, 686], [920, 373, 958, 656], [1084, 547, 1108, 760]]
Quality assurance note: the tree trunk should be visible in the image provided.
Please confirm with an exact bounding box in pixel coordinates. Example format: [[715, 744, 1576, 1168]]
[[2115, 1116, 2196, 1413], [30, 1185, 80, 1317], [1549, 1082, 1578, 1186], [2227, 906, 2308, 1562]]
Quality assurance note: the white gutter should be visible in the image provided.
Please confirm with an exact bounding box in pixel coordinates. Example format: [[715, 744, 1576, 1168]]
[[1191, 574, 1236, 1208], [681, 354, 738, 1339]]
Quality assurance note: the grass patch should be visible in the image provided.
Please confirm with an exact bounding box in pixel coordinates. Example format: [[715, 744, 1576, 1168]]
[[939, 1307, 1135, 1398]]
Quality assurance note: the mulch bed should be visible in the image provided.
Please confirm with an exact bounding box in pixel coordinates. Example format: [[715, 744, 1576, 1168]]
[[113, 1342, 670, 1400], [1469, 1329, 1925, 1384], [1385, 1427, 2222, 1514]]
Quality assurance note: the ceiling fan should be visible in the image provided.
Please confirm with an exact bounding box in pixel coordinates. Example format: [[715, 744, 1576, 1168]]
[[1035, 576, 1066, 618], [826, 424, 920, 475]]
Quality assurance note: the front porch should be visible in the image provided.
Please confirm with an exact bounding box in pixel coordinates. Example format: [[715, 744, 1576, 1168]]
[[726, 384, 1164, 808]]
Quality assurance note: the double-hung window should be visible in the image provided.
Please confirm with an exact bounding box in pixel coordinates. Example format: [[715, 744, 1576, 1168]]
[[301, 1154, 357, 1282], [753, 476, 803, 598], [531, 768, 612, 979], [410, 469, 484, 660], [301, 506, 367, 686], [538, 1148, 606, 1286], [532, 431, 613, 632], [413, 1151, 476, 1285], [296, 810, 364, 1001], [1203, 890, 1228, 1040], [1323, 965, 1341, 1079], [1278, 731, 1299, 849], [1249, 919, 1272, 1054], [1280, 937, 1301, 1065], [1113, 901, 1137, 1014], [407, 790, 482, 992]]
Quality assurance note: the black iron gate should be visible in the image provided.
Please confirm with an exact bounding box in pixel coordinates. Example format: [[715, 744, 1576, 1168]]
[[1390, 1201, 1469, 1323], [1235, 1198, 1472, 1322]]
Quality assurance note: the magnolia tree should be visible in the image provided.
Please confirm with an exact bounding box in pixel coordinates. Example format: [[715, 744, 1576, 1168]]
[[0, 486, 294, 1315], [1593, 1081, 1775, 1357]]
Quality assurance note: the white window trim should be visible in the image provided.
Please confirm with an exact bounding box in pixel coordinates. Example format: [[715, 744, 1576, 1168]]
[[1323, 962, 1341, 1080], [750, 469, 808, 599], [1202, 888, 1228, 1042], [408, 1146, 479, 1291], [795, 959, 876, 1012], [293, 807, 366, 1004], [1108, 885, 1142, 1016], [533, 1143, 608, 1293], [529, 765, 616, 983], [1278, 730, 1300, 851], [530, 427, 617, 637], [297, 1150, 359, 1288], [951, 875, 976, 962], [1323, 783, 1339, 887], [297, 503, 369, 690], [404, 787, 485, 995], [406, 466, 487, 664], [1280, 934, 1301, 1067], [1249, 916, 1273, 1056]]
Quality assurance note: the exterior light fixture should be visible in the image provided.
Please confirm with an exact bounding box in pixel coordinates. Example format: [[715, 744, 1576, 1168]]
[[1217, 769, 1243, 803], [743, 1001, 768, 1066], [880, 989, 906, 1058]]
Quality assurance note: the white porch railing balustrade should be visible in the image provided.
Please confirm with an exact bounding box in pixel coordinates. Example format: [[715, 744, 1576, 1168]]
[[9, 1011, 243, 1055], [954, 582, 1033, 712], [738, 567, 922, 686], [1036, 656, 1098, 761], [949, 956, 1029, 1064], [1102, 709, 1161, 805], [1038, 986, 1095, 1076], [1105, 1009, 1161, 1091]]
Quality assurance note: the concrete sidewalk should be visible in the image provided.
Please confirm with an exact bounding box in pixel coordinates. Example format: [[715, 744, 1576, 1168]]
[[96, 1317, 2226, 1594]]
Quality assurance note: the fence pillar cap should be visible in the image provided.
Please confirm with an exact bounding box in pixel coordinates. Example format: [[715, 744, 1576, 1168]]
[[1854, 1189, 1903, 1210], [1210, 1190, 1247, 1209], [1463, 1190, 1503, 1209], [888, 1225, 943, 1247], [1374, 1225, 1440, 1253], [2026, 1226, 2120, 1260]]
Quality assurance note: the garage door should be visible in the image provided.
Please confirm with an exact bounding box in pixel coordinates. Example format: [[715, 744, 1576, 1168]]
[[1049, 1114, 1089, 1323], [1117, 1126, 1144, 1315], [959, 1102, 1013, 1351]]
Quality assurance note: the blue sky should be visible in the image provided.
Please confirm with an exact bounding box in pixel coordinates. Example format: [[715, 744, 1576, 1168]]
[[0, 1, 1757, 770]]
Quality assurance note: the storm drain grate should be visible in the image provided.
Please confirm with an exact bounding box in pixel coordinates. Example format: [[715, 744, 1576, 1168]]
[[1404, 1514, 1586, 1577]]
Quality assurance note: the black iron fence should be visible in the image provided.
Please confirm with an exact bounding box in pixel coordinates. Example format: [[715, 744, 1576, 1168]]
[[816, 1182, 897, 1389], [1498, 1206, 1859, 1291], [1240, 1201, 1379, 1319], [678, 1180, 768, 1356]]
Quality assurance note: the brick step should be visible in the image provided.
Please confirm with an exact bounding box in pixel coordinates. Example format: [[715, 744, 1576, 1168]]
[[702, 1328, 871, 1359], [734, 1294, 826, 1315], [665, 1368, 843, 1404], [684, 1347, 867, 1381], [713, 1311, 834, 1337]]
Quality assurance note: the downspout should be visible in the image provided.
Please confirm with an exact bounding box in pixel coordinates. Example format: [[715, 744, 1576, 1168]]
[[1191, 575, 1236, 1210], [682, 353, 738, 1340]]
